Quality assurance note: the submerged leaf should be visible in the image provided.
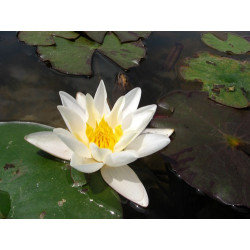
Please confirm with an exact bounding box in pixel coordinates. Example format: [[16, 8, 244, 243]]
[[0, 122, 122, 219], [180, 52, 250, 108], [201, 33, 250, 54], [18, 31, 79, 46], [151, 91, 250, 208]]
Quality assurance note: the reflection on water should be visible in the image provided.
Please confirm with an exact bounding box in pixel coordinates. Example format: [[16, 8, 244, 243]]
[[0, 31, 249, 218]]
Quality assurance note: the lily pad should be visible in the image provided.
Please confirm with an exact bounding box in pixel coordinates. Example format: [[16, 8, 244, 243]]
[[37, 37, 99, 75], [84, 31, 151, 43], [0, 190, 11, 218], [151, 91, 250, 208], [113, 31, 151, 43], [98, 32, 146, 69], [84, 31, 107, 43], [37, 32, 146, 75], [201, 33, 250, 54], [180, 52, 250, 108], [18, 31, 79, 46], [0, 122, 122, 219]]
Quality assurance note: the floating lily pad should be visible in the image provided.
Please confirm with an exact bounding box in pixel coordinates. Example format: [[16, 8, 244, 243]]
[[151, 91, 250, 208], [84, 31, 107, 43], [18, 31, 79, 46], [0, 122, 122, 219], [37, 32, 146, 75], [180, 52, 250, 108], [98, 32, 146, 69], [201, 33, 250, 54], [113, 31, 151, 43], [37, 37, 99, 75], [84, 31, 151, 43]]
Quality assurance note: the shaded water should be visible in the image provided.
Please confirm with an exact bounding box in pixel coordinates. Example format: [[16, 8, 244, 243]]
[[0, 31, 249, 218]]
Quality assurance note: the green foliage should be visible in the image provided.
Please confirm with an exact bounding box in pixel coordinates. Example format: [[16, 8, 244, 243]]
[[151, 91, 250, 208], [18, 31, 79, 46], [180, 52, 250, 108], [37, 32, 146, 75], [201, 33, 250, 54], [0, 122, 122, 219]]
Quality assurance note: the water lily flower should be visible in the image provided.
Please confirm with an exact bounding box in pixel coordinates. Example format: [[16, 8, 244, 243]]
[[25, 80, 173, 207]]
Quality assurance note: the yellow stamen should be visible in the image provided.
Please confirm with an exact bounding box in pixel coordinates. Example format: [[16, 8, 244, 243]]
[[86, 117, 123, 151]]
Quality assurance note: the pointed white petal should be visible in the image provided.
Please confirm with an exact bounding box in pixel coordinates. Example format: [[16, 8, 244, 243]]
[[59, 91, 87, 122], [101, 165, 149, 207], [85, 93, 100, 127], [106, 96, 125, 128], [53, 128, 91, 158], [104, 150, 138, 167], [57, 105, 87, 143], [76, 92, 87, 110], [122, 104, 157, 133], [114, 130, 137, 152], [24, 131, 72, 161], [126, 133, 170, 158], [70, 153, 104, 173], [90, 143, 112, 162], [94, 80, 110, 117], [122, 88, 141, 120], [142, 128, 174, 137]]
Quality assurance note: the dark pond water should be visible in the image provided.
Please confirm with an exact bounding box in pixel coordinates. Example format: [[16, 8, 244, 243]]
[[0, 31, 249, 218]]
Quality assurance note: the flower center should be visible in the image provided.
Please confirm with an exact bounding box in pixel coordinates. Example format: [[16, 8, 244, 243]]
[[86, 117, 123, 151]]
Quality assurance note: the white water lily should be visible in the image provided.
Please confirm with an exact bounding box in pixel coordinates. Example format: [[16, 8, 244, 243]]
[[25, 80, 173, 207]]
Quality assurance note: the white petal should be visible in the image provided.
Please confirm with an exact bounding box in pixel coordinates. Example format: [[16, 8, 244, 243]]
[[70, 153, 104, 173], [106, 96, 125, 128], [59, 91, 87, 122], [104, 150, 138, 167], [126, 133, 170, 158], [76, 92, 87, 112], [101, 165, 149, 207], [24, 131, 72, 161], [53, 128, 91, 158], [122, 88, 141, 120], [142, 128, 174, 137], [94, 80, 110, 117], [57, 105, 87, 143], [90, 143, 112, 162], [122, 104, 157, 133], [114, 130, 137, 152], [85, 94, 100, 127]]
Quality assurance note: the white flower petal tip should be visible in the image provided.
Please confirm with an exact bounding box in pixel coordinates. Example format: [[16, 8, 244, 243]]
[[101, 165, 149, 207], [126, 133, 171, 158], [70, 153, 104, 173], [90, 143, 112, 162], [143, 128, 174, 137], [104, 150, 138, 167], [24, 131, 72, 161]]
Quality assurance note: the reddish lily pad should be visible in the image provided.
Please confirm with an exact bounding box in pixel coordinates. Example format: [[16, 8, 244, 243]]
[[18, 31, 79, 46], [151, 91, 250, 208], [180, 52, 250, 109], [201, 33, 250, 54]]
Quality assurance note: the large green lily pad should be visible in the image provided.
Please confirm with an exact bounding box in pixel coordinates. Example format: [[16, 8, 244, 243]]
[[151, 91, 250, 208], [84, 31, 151, 43], [37, 32, 146, 75], [0, 122, 122, 219], [201, 33, 250, 54], [37, 37, 99, 75], [180, 52, 250, 108], [18, 31, 79, 46]]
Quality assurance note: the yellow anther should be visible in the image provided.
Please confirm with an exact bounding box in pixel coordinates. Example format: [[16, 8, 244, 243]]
[[86, 117, 123, 151]]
